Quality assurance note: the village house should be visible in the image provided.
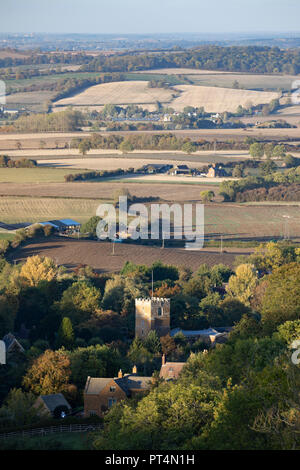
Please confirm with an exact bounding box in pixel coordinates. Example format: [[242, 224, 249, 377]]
[[84, 356, 187, 417], [207, 164, 227, 178], [140, 163, 173, 174], [170, 327, 228, 346], [2, 333, 25, 355], [159, 354, 185, 380], [2, 108, 19, 115], [169, 164, 190, 175], [84, 367, 152, 417]]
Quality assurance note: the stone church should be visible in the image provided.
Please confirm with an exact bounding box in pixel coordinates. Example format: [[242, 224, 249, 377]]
[[135, 297, 170, 339]]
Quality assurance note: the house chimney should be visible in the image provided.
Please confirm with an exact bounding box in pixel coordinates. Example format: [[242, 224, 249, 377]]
[[132, 365, 137, 375], [118, 369, 123, 378], [162, 354, 166, 366]]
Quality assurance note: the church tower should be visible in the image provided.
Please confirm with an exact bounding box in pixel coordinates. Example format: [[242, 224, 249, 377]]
[[135, 298, 170, 339]]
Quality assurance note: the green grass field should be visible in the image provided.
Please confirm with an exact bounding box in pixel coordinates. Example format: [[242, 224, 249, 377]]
[[124, 72, 184, 85], [6, 71, 103, 92], [0, 168, 89, 183], [5, 71, 106, 112], [0, 232, 16, 240], [0, 432, 91, 450]]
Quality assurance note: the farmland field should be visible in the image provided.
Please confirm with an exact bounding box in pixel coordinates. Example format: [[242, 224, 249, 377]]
[[136, 68, 234, 75], [0, 197, 100, 224], [5, 71, 102, 93], [54, 80, 176, 108], [0, 181, 221, 201], [0, 431, 90, 450], [9, 237, 250, 272], [171, 85, 280, 113], [6, 91, 55, 113], [135, 69, 300, 91], [4, 71, 105, 111], [1, 193, 299, 240], [109, 174, 235, 184], [187, 74, 300, 92], [35, 155, 247, 172], [203, 204, 300, 240], [0, 232, 15, 240], [54, 80, 280, 113], [0, 167, 90, 183]]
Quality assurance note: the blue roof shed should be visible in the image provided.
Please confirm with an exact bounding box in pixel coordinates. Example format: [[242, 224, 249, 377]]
[[58, 219, 81, 227]]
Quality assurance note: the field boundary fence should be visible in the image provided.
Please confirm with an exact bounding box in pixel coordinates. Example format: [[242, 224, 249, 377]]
[[0, 423, 103, 440]]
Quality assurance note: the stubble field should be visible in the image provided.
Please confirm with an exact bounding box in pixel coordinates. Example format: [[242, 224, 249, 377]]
[[54, 80, 176, 108], [54, 80, 280, 113], [0, 181, 221, 200], [171, 85, 280, 113]]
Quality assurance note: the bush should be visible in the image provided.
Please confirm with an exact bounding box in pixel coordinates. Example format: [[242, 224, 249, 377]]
[[43, 224, 56, 237], [28, 224, 45, 238], [0, 240, 9, 255]]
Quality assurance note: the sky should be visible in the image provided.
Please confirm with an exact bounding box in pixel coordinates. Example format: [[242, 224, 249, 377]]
[[1, 0, 300, 35]]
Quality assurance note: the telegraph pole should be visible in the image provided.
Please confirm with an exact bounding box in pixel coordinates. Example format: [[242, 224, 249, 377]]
[[151, 270, 154, 298], [283, 215, 291, 240], [161, 231, 165, 249]]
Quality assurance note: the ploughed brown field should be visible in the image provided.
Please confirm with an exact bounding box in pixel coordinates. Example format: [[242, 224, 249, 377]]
[[8, 238, 250, 272]]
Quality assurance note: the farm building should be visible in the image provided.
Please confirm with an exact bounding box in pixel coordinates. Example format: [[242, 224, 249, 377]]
[[140, 163, 173, 174], [170, 164, 191, 175], [34, 393, 72, 418], [0, 221, 32, 231], [37, 219, 81, 233], [53, 219, 81, 231], [3, 108, 19, 115]]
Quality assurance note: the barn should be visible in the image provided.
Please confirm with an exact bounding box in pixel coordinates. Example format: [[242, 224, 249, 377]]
[[36, 219, 81, 234]]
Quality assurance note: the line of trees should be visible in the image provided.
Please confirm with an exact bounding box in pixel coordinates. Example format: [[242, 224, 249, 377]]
[[0, 50, 93, 69], [13, 110, 84, 133], [72, 133, 250, 155], [82, 46, 300, 75], [220, 166, 300, 201], [0, 155, 37, 168]]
